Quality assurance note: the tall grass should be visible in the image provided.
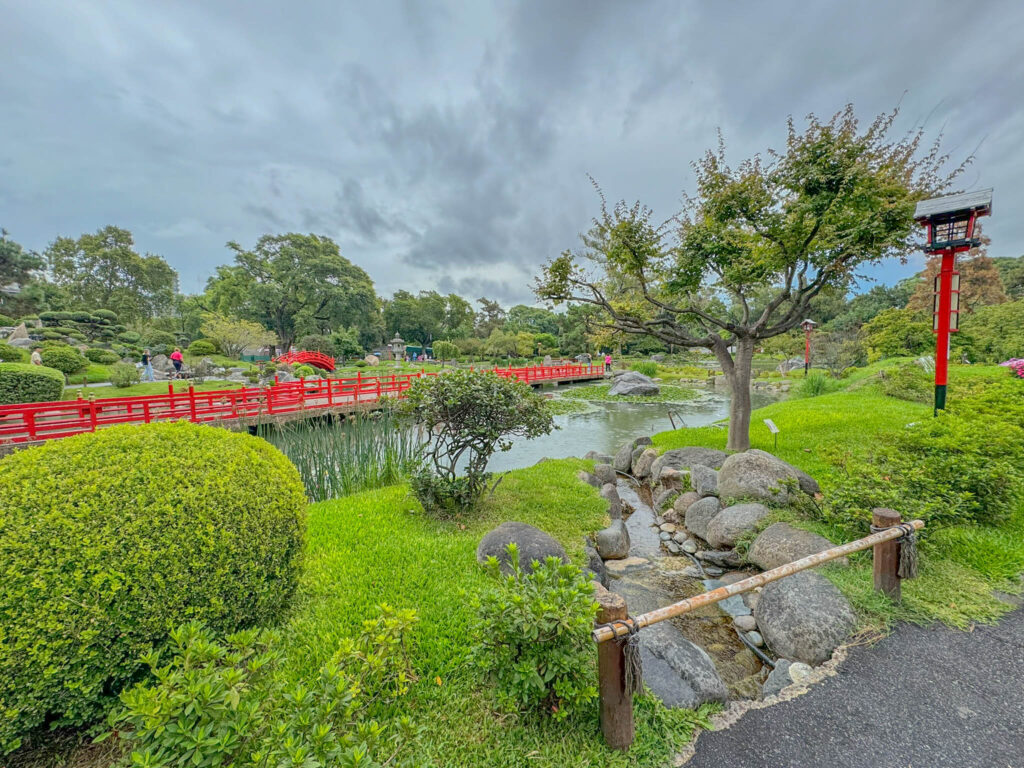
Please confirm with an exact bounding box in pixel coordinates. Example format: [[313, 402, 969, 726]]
[[258, 410, 423, 501]]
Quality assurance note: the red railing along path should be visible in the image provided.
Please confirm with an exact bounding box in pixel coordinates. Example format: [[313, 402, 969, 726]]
[[0, 364, 604, 446]]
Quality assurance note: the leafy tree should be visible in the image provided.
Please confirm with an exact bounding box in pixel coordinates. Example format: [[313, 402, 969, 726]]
[[383, 290, 446, 347], [297, 334, 335, 355], [955, 298, 1024, 362], [505, 305, 560, 336], [860, 307, 933, 360], [475, 298, 506, 337], [827, 279, 917, 331], [993, 255, 1024, 299], [330, 327, 364, 359], [399, 370, 553, 516], [485, 329, 519, 358], [45, 226, 178, 322], [432, 340, 459, 366], [442, 293, 476, 338], [537, 107, 962, 449], [817, 330, 867, 378], [0, 230, 45, 316], [206, 234, 378, 352], [907, 249, 1008, 315], [199, 314, 277, 360]]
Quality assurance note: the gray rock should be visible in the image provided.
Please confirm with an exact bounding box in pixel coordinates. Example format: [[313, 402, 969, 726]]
[[151, 353, 172, 372], [754, 570, 856, 665], [6, 323, 29, 342], [651, 446, 730, 479], [633, 436, 653, 448], [631, 446, 646, 472], [613, 441, 634, 472], [666, 541, 681, 555], [659, 522, 677, 533], [662, 508, 682, 525], [608, 371, 660, 396], [655, 488, 680, 511], [690, 464, 719, 497], [746, 630, 764, 647], [594, 463, 617, 485], [717, 450, 801, 504], [703, 566, 724, 577], [682, 539, 698, 554], [659, 531, 672, 542], [600, 483, 622, 520], [659, 467, 684, 488], [762, 659, 794, 698], [734, 615, 757, 632], [584, 450, 615, 464], [577, 470, 601, 489], [672, 531, 689, 544], [604, 556, 651, 575], [697, 549, 744, 568], [748, 522, 846, 571], [596, 519, 631, 560], [719, 571, 752, 585], [476, 522, 568, 575], [633, 448, 659, 479], [584, 544, 608, 587], [702, 578, 748, 615], [9, 337, 34, 348], [747, 449, 821, 495], [788, 661, 813, 683], [705, 502, 772, 549], [684, 496, 722, 541], [673, 491, 701, 517], [743, 591, 759, 612]]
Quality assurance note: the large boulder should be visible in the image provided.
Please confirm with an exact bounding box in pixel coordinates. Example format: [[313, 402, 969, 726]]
[[593, 463, 617, 485], [633, 448, 659, 479], [613, 441, 634, 472], [577, 470, 601, 489], [746, 449, 821, 495], [704, 503, 771, 549], [754, 570, 856, 665], [600, 483, 622, 520], [717, 450, 801, 504], [584, 543, 608, 587], [584, 450, 614, 464], [690, 464, 719, 497], [651, 447, 729, 479], [748, 523, 845, 571], [151, 354, 172, 372], [476, 522, 568, 575], [596, 519, 630, 560], [607, 371, 660, 396], [673, 491, 701, 516], [684, 496, 722, 542]]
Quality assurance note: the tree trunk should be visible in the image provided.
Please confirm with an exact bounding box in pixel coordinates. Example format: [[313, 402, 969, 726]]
[[712, 337, 754, 452]]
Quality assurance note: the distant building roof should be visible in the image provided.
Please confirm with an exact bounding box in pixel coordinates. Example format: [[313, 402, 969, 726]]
[[914, 188, 993, 220]]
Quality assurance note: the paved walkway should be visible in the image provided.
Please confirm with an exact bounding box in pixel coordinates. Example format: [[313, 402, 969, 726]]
[[686, 608, 1024, 768]]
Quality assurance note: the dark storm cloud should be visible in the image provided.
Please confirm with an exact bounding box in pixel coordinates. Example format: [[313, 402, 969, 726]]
[[2, 0, 1023, 305]]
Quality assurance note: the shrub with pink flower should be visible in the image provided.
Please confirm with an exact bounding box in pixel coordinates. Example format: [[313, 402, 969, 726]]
[[999, 358, 1024, 379]]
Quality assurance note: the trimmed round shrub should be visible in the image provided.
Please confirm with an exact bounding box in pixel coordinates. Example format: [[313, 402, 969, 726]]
[[84, 348, 120, 364], [293, 364, 316, 378], [0, 343, 27, 363], [39, 345, 87, 375], [188, 339, 217, 356], [93, 309, 118, 322], [0, 363, 66, 405], [0, 313, 14, 326], [143, 329, 176, 351], [41, 330, 65, 340], [0, 422, 307, 753], [70, 310, 94, 323], [118, 330, 142, 344]]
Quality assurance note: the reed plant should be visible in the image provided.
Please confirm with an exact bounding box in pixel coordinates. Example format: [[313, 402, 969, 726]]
[[258, 408, 423, 501]]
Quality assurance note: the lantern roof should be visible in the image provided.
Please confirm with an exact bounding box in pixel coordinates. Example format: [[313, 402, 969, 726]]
[[801, 318, 817, 327], [914, 188, 992, 222]]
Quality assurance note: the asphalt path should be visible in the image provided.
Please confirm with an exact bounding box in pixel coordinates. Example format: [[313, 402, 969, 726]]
[[686, 608, 1024, 768]]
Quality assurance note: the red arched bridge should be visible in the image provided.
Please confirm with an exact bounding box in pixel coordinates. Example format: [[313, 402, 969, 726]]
[[0, 363, 605, 448], [273, 350, 336, 371]]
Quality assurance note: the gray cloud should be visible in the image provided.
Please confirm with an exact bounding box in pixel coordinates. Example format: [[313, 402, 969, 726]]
[[2, 0, 1022, 306]]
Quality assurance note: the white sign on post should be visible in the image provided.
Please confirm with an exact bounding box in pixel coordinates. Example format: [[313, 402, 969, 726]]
[[763, 418, 780, 450]]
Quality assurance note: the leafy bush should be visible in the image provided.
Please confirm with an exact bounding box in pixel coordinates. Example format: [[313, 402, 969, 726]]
[[630, 361, 658, 377], [92, 308, 118, 323], [0, 363, 66, 405], [107, 606, 418, 768], [84, 347, 120, 364], [0, 313, 14, 326], [142, 329, 177, 352], [117, 330, 142, 344], [294, 363, 316, 378], [0, 422, 306, 753], [70, 311, 94, 323], [877, 363, 932, 402], [432, 339, 459, 363], [41, 330, 64, 340], [794, 370, 842, 398], [861, 308, 933, 360], [298, 333, 334, 355], [472, 546, 597, 720], [109, 361, 141, 387], [353, 359, 368, 367], [187, 338, 217, 356], [398, 370, 554, 516], [0, 342, 26, 362], [39, 344, 87, 375]]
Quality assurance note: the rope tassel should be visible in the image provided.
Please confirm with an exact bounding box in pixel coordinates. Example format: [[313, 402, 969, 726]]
[[898, 524, 919, 580], [599, 618, 645, 695]]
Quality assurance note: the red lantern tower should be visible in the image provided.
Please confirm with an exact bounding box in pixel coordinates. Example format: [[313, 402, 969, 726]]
[[913, 189, 992, 413]]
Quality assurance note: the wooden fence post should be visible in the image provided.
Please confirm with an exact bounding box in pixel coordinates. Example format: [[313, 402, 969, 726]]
[[872, 507, 902, 600], [595, 587, 634, 751]]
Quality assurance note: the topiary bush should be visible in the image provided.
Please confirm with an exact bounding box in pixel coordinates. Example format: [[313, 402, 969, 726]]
[[0, 363, 66, 405], [92, 308, 118, 323], [39, 344, 87, 376], [117, 330, 142, 344], [109, 361, 141, 387], [84, 347, 120, 364], [0, 422, 307, 753], [187, 338, 217, 356], [293, 363, 316, 378], [0, 342, 27, 363], [143, 329, 177, 353]]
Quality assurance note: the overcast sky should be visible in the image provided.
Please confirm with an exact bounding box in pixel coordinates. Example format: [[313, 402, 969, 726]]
[[2, 1, 1022, 305]]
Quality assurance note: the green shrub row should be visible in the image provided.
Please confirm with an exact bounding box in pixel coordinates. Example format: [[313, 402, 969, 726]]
[[0, 342, 26, 363], [84, 347, 120, 364], [0, 363, 66, 405]]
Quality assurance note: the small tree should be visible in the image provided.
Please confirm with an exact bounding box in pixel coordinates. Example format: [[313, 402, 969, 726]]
[[817, 330, 866, 378], [200, 313, 277, 360], [398, 370, 554, 516], [537, 107, 963, 450], [432, 340, 459, 367]]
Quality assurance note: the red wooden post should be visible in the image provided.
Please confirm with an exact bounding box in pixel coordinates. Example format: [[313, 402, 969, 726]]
[[188, 386, 197, 422], [88, 395, 98, 432], [143, 402, 151, 423], [299, 377, 306, 409], [327, 378, 334, 406], [274, 374, 279, 385], [25, 411, 37, 440], [872, 508, 902, 600]]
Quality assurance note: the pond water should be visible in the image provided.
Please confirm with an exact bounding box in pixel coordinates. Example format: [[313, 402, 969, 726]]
[[486, 383, 780, 473]]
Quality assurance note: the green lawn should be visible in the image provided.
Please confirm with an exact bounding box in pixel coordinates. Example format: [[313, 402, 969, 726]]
[[63, 380, 246, 400], [282, 460, 714, 767], [652, 364, 1024, 630]]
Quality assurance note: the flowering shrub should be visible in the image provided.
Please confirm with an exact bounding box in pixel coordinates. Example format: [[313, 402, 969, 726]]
[[1000, 358, 1024, 379]]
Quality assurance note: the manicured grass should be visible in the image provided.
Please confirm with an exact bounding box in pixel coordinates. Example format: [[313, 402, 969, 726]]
[[651, 366, 1024, 630], [562, 382, 698, 404], [283, 459, 716, 766], [63, 380, 245, 400]]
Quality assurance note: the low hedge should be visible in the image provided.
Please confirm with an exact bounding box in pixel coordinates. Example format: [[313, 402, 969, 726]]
[[39, 344, 87, 375], [0, 363, 66, 405], [84, 347, 120, 364], [0, 422, 307, 753], [0, 342, 26, 363], [187, 339, 217, 356]]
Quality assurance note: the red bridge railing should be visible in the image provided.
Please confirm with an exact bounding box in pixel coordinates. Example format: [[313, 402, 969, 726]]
[[273, 350, 336, 371], [0, 364, 604, 445]]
